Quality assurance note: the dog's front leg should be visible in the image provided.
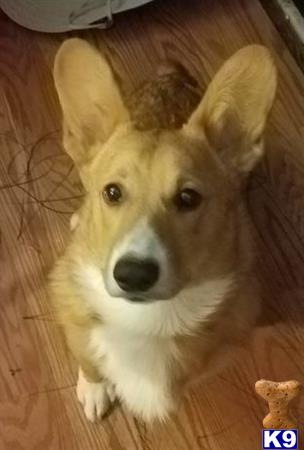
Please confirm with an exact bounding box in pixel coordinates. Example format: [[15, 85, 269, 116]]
[[76, 366, 114, 422], [65, 325, 114, 422]]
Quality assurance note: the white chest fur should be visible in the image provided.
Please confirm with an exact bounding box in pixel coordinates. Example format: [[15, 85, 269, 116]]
[[74, 264, 233, 420]]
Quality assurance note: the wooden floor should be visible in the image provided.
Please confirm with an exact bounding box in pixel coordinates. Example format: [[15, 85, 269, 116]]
[[1, 0, 304, 448]]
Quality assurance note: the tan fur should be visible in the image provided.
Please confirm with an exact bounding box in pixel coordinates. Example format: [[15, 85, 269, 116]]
[[50, 39, 277, 422]]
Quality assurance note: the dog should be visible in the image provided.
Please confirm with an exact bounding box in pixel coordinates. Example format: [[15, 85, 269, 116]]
[[49, 39, 277, 423]]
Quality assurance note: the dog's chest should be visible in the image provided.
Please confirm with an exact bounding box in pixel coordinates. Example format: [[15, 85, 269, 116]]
[[77, 264, 233, 416], [77, 264, 234, 368], [78, 264, 233, 337], [89, 324, 177, 379]]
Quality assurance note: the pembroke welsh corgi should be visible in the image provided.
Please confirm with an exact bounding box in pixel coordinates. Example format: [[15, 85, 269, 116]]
[[50, 39, 277, 423]]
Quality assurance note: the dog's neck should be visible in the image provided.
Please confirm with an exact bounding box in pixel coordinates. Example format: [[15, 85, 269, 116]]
[[72, 263, 234, 338]]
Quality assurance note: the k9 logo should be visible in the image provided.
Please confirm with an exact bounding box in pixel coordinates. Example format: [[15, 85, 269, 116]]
[[263, 430, 298, 449]]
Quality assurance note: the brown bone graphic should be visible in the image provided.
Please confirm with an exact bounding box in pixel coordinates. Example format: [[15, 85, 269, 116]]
[[255, 379, 301, 429]]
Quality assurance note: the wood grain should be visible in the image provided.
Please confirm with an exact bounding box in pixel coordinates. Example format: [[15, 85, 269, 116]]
[[1, 0, 304, 448], [260, 0, 304, 72]]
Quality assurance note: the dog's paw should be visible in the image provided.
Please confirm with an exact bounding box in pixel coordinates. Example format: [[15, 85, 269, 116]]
[[106, 383, 116, 403], [70, 213, 79, 231], [76, 368, 112, 422]]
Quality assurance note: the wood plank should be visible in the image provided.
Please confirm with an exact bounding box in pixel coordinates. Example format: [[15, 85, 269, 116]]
[[260, 0, 304, 71]]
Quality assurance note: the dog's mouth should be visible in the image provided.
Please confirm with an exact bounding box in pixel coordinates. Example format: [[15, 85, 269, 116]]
[[106, 287, 177, 303], [122, 289, 179, 303], [126, 295, 153, 303]]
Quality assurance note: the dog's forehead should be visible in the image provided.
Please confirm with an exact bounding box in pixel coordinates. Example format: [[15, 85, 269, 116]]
[[92, 127, 157, 170], [90, 126, 214, 190]]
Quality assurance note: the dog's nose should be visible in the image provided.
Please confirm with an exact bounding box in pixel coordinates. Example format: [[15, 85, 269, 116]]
[[113, 257, 159, 292]]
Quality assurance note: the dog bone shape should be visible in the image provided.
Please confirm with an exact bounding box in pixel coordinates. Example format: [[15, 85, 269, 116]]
[[255, 379, 301, 429]]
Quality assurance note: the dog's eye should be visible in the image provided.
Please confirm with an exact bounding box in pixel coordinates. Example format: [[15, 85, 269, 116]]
[[103, 183, 122, 204], [174, 188, 202, 211]]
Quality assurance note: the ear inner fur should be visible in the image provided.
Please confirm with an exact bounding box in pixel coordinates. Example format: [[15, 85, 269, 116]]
[[54, 38, 129, 171], [184, 45, 277, 173]]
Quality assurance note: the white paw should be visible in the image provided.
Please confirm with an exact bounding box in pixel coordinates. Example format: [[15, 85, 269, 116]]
[[106, 383, 116, 403], [70, 213, 79, 231], [76, 369, 112, 422]]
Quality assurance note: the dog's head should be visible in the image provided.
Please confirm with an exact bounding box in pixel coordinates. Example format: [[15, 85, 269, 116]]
[[54, 39, 277, 303]]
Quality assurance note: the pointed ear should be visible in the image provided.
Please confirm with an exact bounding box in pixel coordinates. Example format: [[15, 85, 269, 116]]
[[54, 38, 129, 171], [184, 45, 277, 174]]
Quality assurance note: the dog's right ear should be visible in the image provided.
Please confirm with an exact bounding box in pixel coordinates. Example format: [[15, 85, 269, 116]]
[[183, 45, 277, 175], [54, 38, 129, 173]]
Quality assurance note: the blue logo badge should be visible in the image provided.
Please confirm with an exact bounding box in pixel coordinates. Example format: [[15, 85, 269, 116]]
[[262, 429, 298, 449]]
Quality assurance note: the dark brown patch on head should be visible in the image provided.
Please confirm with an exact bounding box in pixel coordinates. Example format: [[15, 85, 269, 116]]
[[127, 62, 202, 131]]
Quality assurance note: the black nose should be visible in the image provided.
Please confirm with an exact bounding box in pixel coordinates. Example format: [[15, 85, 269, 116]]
[[113, 257, 159, 292]]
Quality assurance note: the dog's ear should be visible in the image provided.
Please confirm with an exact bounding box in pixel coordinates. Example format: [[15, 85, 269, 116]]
[[184, 45, 277, 174], [54, 38, 129, 172]]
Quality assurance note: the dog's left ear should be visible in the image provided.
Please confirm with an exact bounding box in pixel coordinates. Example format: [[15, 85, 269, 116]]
[[184, 45, 277, 173], [54, 38, 129, 173]]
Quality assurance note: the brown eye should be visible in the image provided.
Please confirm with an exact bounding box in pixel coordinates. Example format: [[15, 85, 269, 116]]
[[175, 188, 202, 212], [103, 183, 122, 204]]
